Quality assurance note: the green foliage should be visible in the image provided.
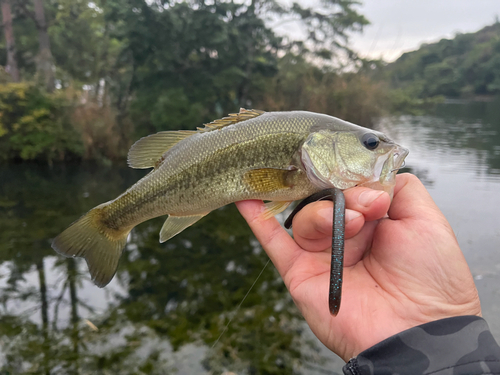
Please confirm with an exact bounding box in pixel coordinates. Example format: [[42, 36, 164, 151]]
[[254, 52, 388, 126], [386, 22, 500, 99], [0, 83, 83, 162], [118, 0, 284, 131], [386, 87, 445, 115], [0, 0, 380, 162], [149, 88, 204, 132]]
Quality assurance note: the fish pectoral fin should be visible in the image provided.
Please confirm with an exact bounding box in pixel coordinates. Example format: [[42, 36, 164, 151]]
[[159, 214, 208, 243], [243, 168, 295, 193], [128, 130, 196, 169], [262, 201, 293, 220]]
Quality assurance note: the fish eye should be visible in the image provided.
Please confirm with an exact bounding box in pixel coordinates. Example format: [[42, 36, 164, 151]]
[[361, 133, 380, 150]]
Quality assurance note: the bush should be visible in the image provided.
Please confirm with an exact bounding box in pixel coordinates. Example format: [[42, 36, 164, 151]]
[[254, 54, 389, 126], [71, 97, 130, 162], [0, 83, 83, 163]]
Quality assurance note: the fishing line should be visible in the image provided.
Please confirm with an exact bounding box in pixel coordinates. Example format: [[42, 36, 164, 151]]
[[212, 258, 271, 348]]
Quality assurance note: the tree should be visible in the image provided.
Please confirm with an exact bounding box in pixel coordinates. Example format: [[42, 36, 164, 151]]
[[103, 0, 369, 136], [1, 0, 20, 81], [32, 0, 54, 91], [0, 0, 376, 162]]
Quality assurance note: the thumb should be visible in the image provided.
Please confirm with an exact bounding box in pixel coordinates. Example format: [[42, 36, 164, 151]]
[[389, 173, 443, 221]]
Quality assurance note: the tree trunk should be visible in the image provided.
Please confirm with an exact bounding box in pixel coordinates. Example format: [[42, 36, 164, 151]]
[[36, 258, 50, 375], [67, 258, 80, 371], [238, 0, 257, 108], [1, 0, 20, 81], [33, 0, 54, 92]]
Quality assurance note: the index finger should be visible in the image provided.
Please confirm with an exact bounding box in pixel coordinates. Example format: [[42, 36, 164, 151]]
[[291, 188, 390, 252], [236, 187, 390, 280], [235, 200, 302, 278]]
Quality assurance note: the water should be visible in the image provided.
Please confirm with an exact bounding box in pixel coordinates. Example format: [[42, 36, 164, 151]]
[[379, 100, 500, 341], [1, 101, 500, 374]]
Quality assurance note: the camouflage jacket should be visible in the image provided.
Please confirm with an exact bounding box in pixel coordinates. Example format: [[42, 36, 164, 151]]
[[343, 316, 500, 375]]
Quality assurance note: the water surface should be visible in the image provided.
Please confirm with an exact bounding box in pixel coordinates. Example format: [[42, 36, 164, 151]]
[[1, 101, 500, 374]]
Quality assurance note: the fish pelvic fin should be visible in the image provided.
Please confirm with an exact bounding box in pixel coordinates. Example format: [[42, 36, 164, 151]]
[[262, 201, 293, 220], [160, 214, 208, 243], [197, 108, 264, 132], [128, 130, 196, 169], [51, 206, 131, 287]]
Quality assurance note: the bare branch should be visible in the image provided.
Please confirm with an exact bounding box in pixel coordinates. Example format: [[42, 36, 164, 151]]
[[16, 0, 39, 29]]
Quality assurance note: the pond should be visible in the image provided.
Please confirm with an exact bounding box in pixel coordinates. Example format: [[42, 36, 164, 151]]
[[1, 100, 500, 374]]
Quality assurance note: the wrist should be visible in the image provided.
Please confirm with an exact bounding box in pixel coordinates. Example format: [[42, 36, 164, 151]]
[[338, 305, 482, 361], [343, 316, 500, 375]]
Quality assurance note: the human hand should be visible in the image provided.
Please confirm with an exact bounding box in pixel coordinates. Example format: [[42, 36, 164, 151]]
[[235, 173, 481, 361]]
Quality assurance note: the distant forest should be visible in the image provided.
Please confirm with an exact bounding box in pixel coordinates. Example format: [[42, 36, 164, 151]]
[[0, 1, 499, 164], [385, 21, 500, 99]]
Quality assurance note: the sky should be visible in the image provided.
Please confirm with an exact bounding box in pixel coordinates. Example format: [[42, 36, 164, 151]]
[[350, 0, 500, 62]]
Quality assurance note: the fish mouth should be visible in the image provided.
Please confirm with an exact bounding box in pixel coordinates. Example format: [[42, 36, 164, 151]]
[[371, 145, 409, 185], [355, 144, 409, 198], [381, 145, 409, 184], [359, 145, 409, 199], [391, 146, 409, 172]]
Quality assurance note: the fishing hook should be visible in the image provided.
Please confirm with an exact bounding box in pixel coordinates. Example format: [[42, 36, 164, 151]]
[[391, 159, 406, 173]]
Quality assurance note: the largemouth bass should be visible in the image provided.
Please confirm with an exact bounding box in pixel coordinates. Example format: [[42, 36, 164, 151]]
[[52, 109, 408, 288]]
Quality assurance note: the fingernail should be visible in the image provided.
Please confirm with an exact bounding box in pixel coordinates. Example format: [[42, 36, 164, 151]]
[[345, 209, 362, 223], [318, 207, 334, 222], [358, 190, 385, 207]]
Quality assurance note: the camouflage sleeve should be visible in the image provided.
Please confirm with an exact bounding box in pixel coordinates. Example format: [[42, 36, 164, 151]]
[[342, 316, 500, 375]]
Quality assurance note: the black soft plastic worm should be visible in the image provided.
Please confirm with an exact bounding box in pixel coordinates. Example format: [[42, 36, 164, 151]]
[[284, 188, 345, 316]]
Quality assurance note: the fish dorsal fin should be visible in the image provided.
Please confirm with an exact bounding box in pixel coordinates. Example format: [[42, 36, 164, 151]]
[[128, 109, 264, 169], [197, 108, 265, 132], [127, 130, 196, 169]]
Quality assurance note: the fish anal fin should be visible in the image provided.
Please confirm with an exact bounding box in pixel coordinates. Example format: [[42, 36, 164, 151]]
[[243, 168, 296, 193], [262, 201, 293, 220], [51, 206, 131, 287], [127, 130, 196, 169], [160, 214, 208, 243], [198, 108, 264, 132]]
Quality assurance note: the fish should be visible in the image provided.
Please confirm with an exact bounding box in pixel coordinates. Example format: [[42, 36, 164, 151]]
[[52, 109, 409, 288]]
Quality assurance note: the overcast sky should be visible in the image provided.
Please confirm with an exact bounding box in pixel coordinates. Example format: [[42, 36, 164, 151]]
[[350, 0, 499, 61]]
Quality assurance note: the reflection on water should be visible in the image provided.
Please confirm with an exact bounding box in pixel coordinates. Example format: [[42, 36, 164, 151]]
[[1, 100, 500, 373], [0, 164, 319, 374], [0, 163, 331, 374]]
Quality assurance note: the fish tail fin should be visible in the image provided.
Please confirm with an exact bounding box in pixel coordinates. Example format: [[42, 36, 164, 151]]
[[51, 205, 131, 287]]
